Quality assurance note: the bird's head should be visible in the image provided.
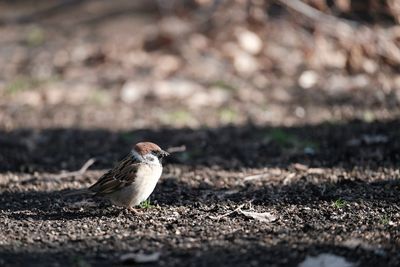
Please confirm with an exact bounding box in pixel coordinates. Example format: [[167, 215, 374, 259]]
[[132, 142, 169, 164]]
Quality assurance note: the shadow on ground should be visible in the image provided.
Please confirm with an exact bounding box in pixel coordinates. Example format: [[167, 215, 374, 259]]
[[1, 119, 399, 172], [1, 120, 400, 267], [1, 177, 399, 220]]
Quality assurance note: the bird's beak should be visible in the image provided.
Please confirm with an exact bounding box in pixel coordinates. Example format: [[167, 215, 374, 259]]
[[158, 150, 170, 158]]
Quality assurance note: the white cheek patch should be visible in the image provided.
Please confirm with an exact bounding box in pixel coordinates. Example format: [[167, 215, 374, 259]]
[[146, 154, 158, 162]]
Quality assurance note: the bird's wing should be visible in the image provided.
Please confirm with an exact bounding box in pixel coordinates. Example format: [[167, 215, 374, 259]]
[[89, 155, 142, 196]]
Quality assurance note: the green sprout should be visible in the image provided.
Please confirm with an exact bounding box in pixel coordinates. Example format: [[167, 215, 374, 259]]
[[264, 129, 319, 154], [26, 26, 45, 47], [71, 256, 91, 267], [139, 199, 154, 209], [219, 108, 238, 123], [89, 90, 110, 106], [5, 75, 58, 95], [161, 110, 194, 125], [211, 80, 237, 91], [5, 77, 32, 94], [268, 129, 296, 147], [380, 215, 390, 225], [332, 198, 347, 209], [120, 132, 138, 143]]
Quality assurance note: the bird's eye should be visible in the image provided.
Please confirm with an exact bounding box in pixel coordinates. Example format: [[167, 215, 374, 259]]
[[147, 156, 154, 161]]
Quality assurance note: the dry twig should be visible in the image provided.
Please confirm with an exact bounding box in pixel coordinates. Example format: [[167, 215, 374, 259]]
[[166, 145, 186, 154], [276, 0, 400, 65], [0, 0, 85, 25], [209, 204, 245, 221], [55, 158, 96, 179]]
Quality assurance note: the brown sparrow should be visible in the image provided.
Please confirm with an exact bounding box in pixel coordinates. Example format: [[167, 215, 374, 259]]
[[77, 142, 169, 212]]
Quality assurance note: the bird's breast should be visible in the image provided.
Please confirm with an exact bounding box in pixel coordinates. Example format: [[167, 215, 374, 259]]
[[132, 164, 163, 204]]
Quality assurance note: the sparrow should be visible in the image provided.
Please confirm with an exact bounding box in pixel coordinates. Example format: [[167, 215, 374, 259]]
[[70, 142, 169, 212]]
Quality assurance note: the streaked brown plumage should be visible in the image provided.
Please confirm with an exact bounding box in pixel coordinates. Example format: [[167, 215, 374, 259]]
[[89, 155, 142, 196]]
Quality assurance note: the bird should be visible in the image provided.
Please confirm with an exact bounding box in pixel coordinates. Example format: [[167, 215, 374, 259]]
[[67, 142, 169, 213]]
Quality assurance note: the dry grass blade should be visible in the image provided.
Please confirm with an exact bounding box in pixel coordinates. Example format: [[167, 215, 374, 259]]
[[238, 209, 278, 223], [243, 172, 269, 181]]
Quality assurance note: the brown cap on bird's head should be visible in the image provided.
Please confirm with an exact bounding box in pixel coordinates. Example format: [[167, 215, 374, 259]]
[[134, 142, 169, 157]]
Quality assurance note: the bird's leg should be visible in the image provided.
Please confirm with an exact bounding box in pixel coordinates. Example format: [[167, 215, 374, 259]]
[[128, 206, 140, 214]]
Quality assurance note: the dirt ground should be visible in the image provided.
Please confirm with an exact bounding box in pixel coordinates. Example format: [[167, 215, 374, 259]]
[[0, 1, 400, 266]]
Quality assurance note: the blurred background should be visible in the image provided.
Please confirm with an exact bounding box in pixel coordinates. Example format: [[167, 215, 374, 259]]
[[1, 0, 400, 172], [1, 0, 400, 132]]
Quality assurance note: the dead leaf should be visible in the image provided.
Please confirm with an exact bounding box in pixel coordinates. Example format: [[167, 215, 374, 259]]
[[239, 209, 278, 223], [298, 253, 355, 267], [119, 252, 160, 264]]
